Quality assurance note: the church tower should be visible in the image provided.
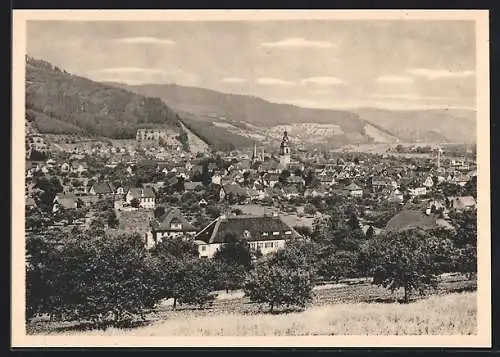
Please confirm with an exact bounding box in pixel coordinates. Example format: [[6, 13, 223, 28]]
[[279, 131, 291, 168]]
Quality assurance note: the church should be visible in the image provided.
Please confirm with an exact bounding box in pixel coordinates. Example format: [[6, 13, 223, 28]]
[[250, 131, 296, 172], [278, 130, 291, 169]]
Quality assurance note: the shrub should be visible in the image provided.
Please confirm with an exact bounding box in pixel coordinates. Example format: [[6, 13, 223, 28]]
[[243, 264, 313, 312]]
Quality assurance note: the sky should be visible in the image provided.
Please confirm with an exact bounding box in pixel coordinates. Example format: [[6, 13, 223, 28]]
[[26, 20, 476, 110]]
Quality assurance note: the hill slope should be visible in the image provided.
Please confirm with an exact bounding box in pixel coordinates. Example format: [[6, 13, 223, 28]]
[[25, 56, 182, 139], [103, 82, 377, 146], [354, 107, 476, 144], [106, 82, 475, 145]]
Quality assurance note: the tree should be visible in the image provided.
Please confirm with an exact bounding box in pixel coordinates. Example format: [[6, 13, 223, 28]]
[[304, 203, 316, 215], [365, 225, 374, 239], [26, 232, 162, 326], [346, 212, 361, 231], [278, 169, 291, 185], [130, 197, 140, 208], [213, 233, 254, 269], [243, 245, 314, 312], [151, 240, 217, 309], [365, 229, 455, 303], [154, 205, 166, 219], [201, 162, 212, 187], [448, 209, 477, 277]]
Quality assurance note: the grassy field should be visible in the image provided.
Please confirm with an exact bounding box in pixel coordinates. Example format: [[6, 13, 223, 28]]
[[27, 274, 476, 336], [76, 292, 476, 336]]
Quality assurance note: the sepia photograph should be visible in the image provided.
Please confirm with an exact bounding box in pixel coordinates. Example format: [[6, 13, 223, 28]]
[[12, 10, 490, 347]]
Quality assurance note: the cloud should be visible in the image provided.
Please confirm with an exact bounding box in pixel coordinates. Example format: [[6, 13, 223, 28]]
[[221, 77, 246, 84], [372, 93, 470, 101], [257, 78, 296, 86], [301, 76, 344, 86], [407, 68, 475, 80], [88, 67, 199, 86], [113, 37, 176, 45], [376, 76, 414, 84], [93, 67, 174, 74], [261, 37, 334, 49]]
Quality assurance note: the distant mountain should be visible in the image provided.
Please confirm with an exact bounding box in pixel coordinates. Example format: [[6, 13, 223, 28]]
[[106, 82, 475, 145], [25, 57, 182, 139], [353, 107, 476, 144], [103, 82, 378, 146]]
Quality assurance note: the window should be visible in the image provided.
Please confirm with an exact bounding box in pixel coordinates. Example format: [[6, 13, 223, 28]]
[[272, 231, 280, 236], [201, 245, 207, 251], [285, 231, 292, 235], [262, 232, 269, 236], [170, 223, 182, 230]]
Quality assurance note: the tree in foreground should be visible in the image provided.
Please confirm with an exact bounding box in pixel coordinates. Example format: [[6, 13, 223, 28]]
[[365, 228, 456, 303], [26, 232, 161, 327], [151, 237, 218, 309], [212, 233, 258, 292], [243, 244, 314, 312]]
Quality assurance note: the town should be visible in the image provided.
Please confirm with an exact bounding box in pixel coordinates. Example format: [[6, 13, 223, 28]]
[[26, 124, 477, 253]]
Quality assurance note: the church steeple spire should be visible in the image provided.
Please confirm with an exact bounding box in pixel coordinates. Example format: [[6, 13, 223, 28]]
[[279, 131, 291, 167]]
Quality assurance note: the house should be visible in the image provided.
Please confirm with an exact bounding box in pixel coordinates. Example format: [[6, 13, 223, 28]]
[[453, 174, 471, 187], [78, 194, 101, 207], [70, 161, 88, 175], [89, 182, 115, 197], [344, 183, 363, 198], [385, 209, 438, 232], [388, 188, 404, 204], [288, 175, 305, 186], [150, 208, 198, 243], [371, 176, 392, 190], [125, 186, 156, 209], [60, 162, 70, 173], [263, 173, 280, 187], [194, 214, 301, 259], [219, 183, 249, 202], [278, 186, 295, 200], [199, 199, 208, 207], [184, 181, 204, 192], [52, 193, 81, 212], [304, 187, 329, 198], [448, 196, 476, 211], [25, 196, 37, 209], [423, 176, 434, 188], [409, 186, 427, 197], [211, 174, 222, 186], [115, 186, 128, 196]]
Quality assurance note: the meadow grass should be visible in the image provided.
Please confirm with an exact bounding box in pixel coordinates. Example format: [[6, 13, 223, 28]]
[[62, 291, 476, 336]]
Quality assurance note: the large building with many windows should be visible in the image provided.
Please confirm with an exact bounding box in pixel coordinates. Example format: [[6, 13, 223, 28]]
[[194, 214, 301, 259]]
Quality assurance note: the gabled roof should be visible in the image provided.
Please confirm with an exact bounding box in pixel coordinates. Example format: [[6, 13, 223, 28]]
[[25, 197, 37, 207], [127, 186, 156, 199], [195, 214, 300, 244], [385, 209, 438, 232], [449, 196, 476, 209], [91, 182, 114, 195], [54, 193, 79, 209], [345, 182, 362, 191], [371, 176, 392, 185], [222, 183, 249, 197], [152, 208, 197, 232], [184, 181, 204, 190]]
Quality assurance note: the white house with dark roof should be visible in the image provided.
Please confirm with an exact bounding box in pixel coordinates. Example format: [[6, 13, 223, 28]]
[[150, 208, 198, 243], [125, 186, 156, 209], [194, 214, 301, 259]]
